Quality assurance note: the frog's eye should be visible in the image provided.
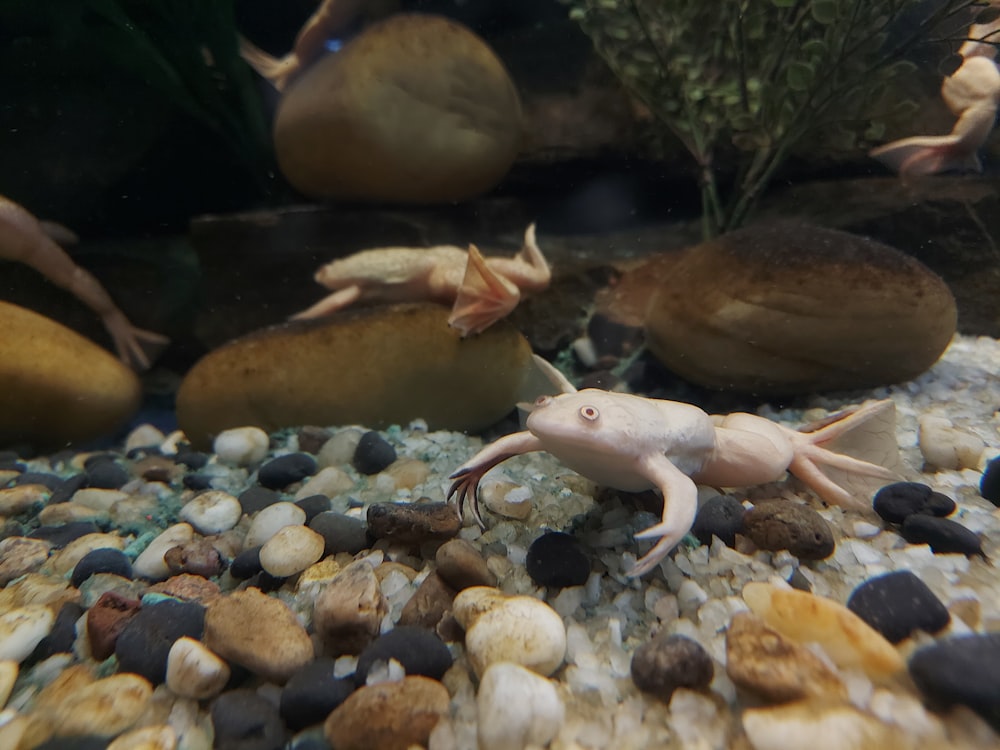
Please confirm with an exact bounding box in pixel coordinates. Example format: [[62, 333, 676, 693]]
[[579, 405, 600, 421], [534, 396, 549, 407]]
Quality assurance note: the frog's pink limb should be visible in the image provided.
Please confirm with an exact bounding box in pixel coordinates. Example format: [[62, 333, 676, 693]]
[[629, 454, 700, 577], [481, 224, 551, 295], [289, 285, 363, 320], [448, 244, 521, 336]]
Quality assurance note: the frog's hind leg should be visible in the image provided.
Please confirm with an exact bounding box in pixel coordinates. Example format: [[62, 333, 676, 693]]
[[289, 286, 362, 320]]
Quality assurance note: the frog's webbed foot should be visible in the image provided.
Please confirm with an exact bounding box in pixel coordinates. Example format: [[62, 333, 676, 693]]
[[448, 245, 520, 336], [626, 455, 699, 577], [290, 286, 362, 321], [102, 311, 169, 370]]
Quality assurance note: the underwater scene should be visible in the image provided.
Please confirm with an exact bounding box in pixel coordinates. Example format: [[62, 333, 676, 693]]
[[2, 0, 1000, 747]]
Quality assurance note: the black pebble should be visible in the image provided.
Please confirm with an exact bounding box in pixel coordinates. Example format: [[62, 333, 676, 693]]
[[846, 571, 950, 643], [691, 495, 745, 547], [280, 658, 355, 730], [174, 450, 210, 470], [212, 689, 288, 750], [182, 474, 213, 491], [900, 514, 983, 557], [28, 601, 86, 663], [33, 737, 109, 750], [230, 547, 263, 580], [71, 548, 133, 588], [310, 511, 370, 555], [50, 473, 88, 504], [28, 521, 100, 548], [115, 599, 205, 683], [84, 456, 130, 489], [980, 456, 1000, 506], [526, 532, 590, 588], [873, 482, 955, 524], [631, 633, 714, 701], [354, 626, 453, 686], [238, 486, 280, 515], [909, 633, 1000, 730], [258, 453, 317, 489], [352, 431, 397, 474], [14, 471, 65, 492], [296, 494, 331, 522]]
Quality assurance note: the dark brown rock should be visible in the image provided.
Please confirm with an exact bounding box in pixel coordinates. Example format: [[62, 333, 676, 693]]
[[435, 538, 497, 590], [87, 590, 142, 661], [163, 539, 226, 578], [313, 560, 387, 656], [630, 633, 714, 702], [367, 501, 462, 544], [399, 572, 457, 631], [742, 500, 835, 560]]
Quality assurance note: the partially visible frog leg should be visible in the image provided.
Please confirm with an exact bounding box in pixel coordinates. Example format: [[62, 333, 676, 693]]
[[448, 245, 521, 336], [289, 285, 363, 320], [629, 454, 700, 577]]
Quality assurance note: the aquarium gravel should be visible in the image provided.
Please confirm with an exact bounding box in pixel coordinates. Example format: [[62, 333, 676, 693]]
[[0, 333, 998, 749]]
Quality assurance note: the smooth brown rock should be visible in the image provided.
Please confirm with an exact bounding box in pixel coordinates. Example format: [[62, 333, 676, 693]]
[[323, 676, 450, 750], [643, 222, 957, 394], [726, 612, 847, 703], [275, 14, 522, 204], [399, 572, 456, 631], [0, 301, 142, 447], [203, 587, 314, 684], [176, 304, 533, 450], [313, 559, 387, 656], [367, 501, 462, 544], [435, 538, 497, 590]]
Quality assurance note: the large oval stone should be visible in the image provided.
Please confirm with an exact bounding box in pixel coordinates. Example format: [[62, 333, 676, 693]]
[[176, 303, 532, 449], [643, 222, 956, 394], [274, 14, 523, 203], [0, 301, 141, 447]]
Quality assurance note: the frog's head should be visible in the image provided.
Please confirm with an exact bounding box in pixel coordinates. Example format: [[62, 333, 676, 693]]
[[525, 389, 647, 454]]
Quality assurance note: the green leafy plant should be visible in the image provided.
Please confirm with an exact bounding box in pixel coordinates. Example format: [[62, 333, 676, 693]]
[[566, 0, 983, 238]]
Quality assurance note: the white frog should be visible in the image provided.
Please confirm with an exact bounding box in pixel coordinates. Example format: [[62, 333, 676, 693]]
[[448, 356, 899, 577]]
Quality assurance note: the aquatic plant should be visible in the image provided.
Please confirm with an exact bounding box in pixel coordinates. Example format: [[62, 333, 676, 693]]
[[565, 0, 983, 237]]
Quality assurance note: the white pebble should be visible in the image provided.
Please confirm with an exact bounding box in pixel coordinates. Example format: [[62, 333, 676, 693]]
[[166, 637, 231, 699], [213, 426, 270, 466], [316, 428, 364, 468], [0, 660, 17, 708], [71, 488, 129, 512], [124, 423, 166, 453], [259, 525, 326, 577], [0, 606, 54, 662], [293, 466, 353, 500], [917, 415, 985, 471], [179, 491, 243, 535], [133, 523, 194, 580], [476, 662, 565, 750], [243, 502, 306, 550]]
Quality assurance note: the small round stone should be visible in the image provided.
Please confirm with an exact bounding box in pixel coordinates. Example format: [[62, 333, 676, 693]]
[[900, 514, 983, 556], [742, 500, 834, 560], [477, 662, 564, 750], [309, 511, 370, 555], [295, 493, 331, 522], [166, 636, 231, 699], [178, 491, 243, 535], [352, 431, 397, 475], [115, 599, 206, 683], [398, 572, 456, 631], [0, 536, 51, 586], [174, 450, 209, 470], [691, 494, 745, 547], [211, 689, 288, 750], [237, 486, 280, 515], [83, 457, 130, 489], [525, 532, 590, 588], [163, 538, 226, 578], [182, 474, 213, 491], [980, 456, 1000, 506], [132, 523, 195, 581], [259, 525, 326, 577], [354, 626, 453, 685], [873, 482, 956, 524], [366, 502, 460, 543], [909, 633, 1000, 729], [213, 426, 270, 466], [280, 658, 356, 730], [243, 502, 307, 550], [435, 538, 496, 590], [229, 547, 263, 580], [846, 570, 950, 644], [630, 633, 713, 701], [257, 453, 317, 489]]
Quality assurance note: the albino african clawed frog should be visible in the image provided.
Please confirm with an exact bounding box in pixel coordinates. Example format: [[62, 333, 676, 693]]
[[448, 356, 899, 577]]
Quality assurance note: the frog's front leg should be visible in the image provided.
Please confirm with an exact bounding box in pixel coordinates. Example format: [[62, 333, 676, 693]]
[[628, 453, 700, 577], [447, 431, 544, 528]]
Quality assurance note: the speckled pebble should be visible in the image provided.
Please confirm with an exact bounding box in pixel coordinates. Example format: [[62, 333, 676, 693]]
[[0, 605, 54, 662], [725, 611, 846, 703], [0, 536, 51, 586], [477, 662, 564, 750], [435, 538, 496, 590], [211, 688, 288, 750], [132, 523, 194, 581], [981, 455, 1000, 505], [43, 672, 153, 740], [37, 501, 108, 526], [324, 676, 450, 750], [454, 586, 566, 678], [846, 570, 950, 644], [479, 478, 534, 520], [309, 511, 370, 555], [165, 636, 231, 699], [909, 632, 1000, 729], [901, 513, 983, 556], [0, 484, 50, 515], [313, 559, 387, 656], [257, 452, 317, 489], [691, 494, 745, 547], [352, 430, 397, 474], [366, 501, 461, 543], [525, 531, 590, 588], [204, 587, 314, 683], [742, 500, 834, 560], [355, 625, 453, 685], [213, 426, 270, 466], [631, 632, 713, 701], [87, 590, 141, 661], [115, 599, 206, 684], [280, 657, 355, 731], [243, 502, 306, 550], [163, 538, 226, 578], [178, 490, 243, 535], [259, 524, 325, 577], [872, 481, 955, 524]]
